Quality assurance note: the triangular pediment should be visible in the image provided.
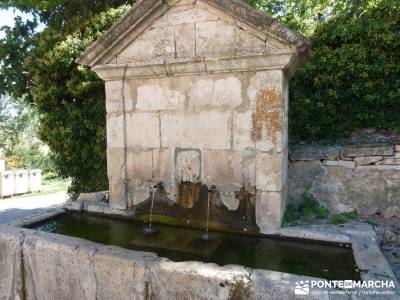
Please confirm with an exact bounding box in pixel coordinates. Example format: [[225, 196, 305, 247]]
[[77, 0, 310, 68]]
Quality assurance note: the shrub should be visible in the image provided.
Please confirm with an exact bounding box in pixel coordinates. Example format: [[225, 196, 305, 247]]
[[289, 0, 400, 142], [25, 6, 130, 194]]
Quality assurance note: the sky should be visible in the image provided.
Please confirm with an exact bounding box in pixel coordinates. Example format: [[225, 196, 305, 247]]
[[0, 8, 43, 39]]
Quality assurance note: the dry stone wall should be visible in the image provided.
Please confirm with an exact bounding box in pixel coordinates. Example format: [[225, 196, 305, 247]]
[[289, 143, 400, 215]]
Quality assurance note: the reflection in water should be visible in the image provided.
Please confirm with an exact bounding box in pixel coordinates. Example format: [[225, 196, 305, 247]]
[[28, 212, 360, 280]]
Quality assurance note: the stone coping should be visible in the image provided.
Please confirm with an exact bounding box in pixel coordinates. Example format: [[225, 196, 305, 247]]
[[1, 207, 399, 299], [92, 53, 296, 80]]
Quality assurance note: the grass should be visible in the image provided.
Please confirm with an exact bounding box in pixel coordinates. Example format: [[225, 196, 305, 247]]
[[283, 187, 330, 225], [9, 173, 71, 199], [283, 186, 358, 226], [330, 211, 358, 224]]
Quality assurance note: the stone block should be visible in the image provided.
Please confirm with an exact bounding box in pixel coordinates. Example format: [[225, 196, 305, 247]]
[[77, 191, 108, 203], [136, 83, 186, 111], [201, 150, 243, 186], [153, 148, 174, 182], [175, 149, 201, 182], [166, 5, 217, 25], [86, 203, 106, 214], [342, 145, 394, 157], [127, 112, 160, 149], [70, 201, 84, 212], [290, 145, 340, 161], [189, 76, 242, 110], [256, 191, 284, 234], [322, 160, 339, 166], [247, 70, 284, 110], [323, 160, 356, 169], [232, 111, 255, 151], [354, 165, 400, 179], [396, 145, 400, 152], [256, 152, 283, 192], [126, 150, 153, 181], [107, 148, 125, 183], [117, 26, 175, 63], [0, 228, 24, 299], [22, 232, 98, 300], [381, 206, 400, 219], [337, 160, 355, 169], [174, 23, 196, 58], [105, 81, 123, 113], [93, 247, 149, 300], [196, 20, 265, 57], [109, 181, 128, 210], [380, 157, 400, 165], [128, 181, 152, 206], [107, 114, 124, 149], [354, 156, 383, 166], [161, 111, 231, 150]]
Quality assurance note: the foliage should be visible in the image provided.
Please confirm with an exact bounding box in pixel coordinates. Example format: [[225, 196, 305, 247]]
[[0, 0, 133, 194], [1, 0, 399, 193], [289, 0, 400, 142], [330, 211, 358, 224], [284, 187, 358, 225], [25, 6, 130, 194], [0, 0, 133, 31], [283, 187, 329, 225], [245, 0, 342, 36], [0, 17, 37, 102], [0, 95, 54, 172]]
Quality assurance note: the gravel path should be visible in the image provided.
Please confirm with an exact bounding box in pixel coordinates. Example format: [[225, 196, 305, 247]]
[[0, 192, 67, 225]]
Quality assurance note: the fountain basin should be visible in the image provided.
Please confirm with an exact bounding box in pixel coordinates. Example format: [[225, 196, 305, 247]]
[[0, 208, 398, 299], [26, 212, 358, 281]]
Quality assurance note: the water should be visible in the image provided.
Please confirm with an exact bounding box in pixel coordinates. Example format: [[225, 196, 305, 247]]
[[27, 212, 360, 280], [144, 186, 156, 235], [202, 189, 212, 241]]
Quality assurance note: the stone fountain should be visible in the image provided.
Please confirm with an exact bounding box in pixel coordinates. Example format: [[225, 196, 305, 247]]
[[1, 2, 399, 300], [77, 0, 310, 234]]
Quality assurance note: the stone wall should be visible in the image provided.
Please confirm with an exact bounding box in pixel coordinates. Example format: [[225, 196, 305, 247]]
[[288, 144, 400, 215], [81, 0, 312, 234], [107, 69, 289, 234]]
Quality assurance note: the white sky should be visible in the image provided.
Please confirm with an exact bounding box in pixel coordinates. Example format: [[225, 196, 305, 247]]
[[0, 9, 42, 39]]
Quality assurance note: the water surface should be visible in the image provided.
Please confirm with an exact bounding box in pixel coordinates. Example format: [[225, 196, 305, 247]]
[[28, 212, 360, 280]]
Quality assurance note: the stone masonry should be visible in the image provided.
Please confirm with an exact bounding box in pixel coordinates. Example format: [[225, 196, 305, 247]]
[[289, 143, 400, 215], [77, 0, 310, 234]]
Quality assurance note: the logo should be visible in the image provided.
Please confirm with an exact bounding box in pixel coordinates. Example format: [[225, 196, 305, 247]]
[[294, 280, 396, 296], [295, 280, 310, 295]]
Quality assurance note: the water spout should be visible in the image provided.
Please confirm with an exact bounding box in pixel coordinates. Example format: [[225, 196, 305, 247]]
[[144, 182, 163, 236], [202, 185, 216, 241]]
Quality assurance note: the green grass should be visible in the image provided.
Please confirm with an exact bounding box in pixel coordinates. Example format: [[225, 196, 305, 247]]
[[284, 186, 358, 226], [283, 187, 330, 225], [330, 211, 358, 224]]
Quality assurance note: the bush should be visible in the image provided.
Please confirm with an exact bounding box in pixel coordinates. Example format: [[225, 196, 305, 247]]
[[283, 187, 329, 225], [25, 6, 130, 194], [289, 0, 400, 142]]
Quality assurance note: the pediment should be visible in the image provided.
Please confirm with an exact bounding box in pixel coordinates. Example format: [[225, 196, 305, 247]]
[[77, 0, 310, 68]]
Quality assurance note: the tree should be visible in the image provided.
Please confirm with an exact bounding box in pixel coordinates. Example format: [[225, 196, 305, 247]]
[[0, 95, 53, 172], [289, 0, 400, 141], [0, 0, 399, 194], [0, 2, 131, 194]]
